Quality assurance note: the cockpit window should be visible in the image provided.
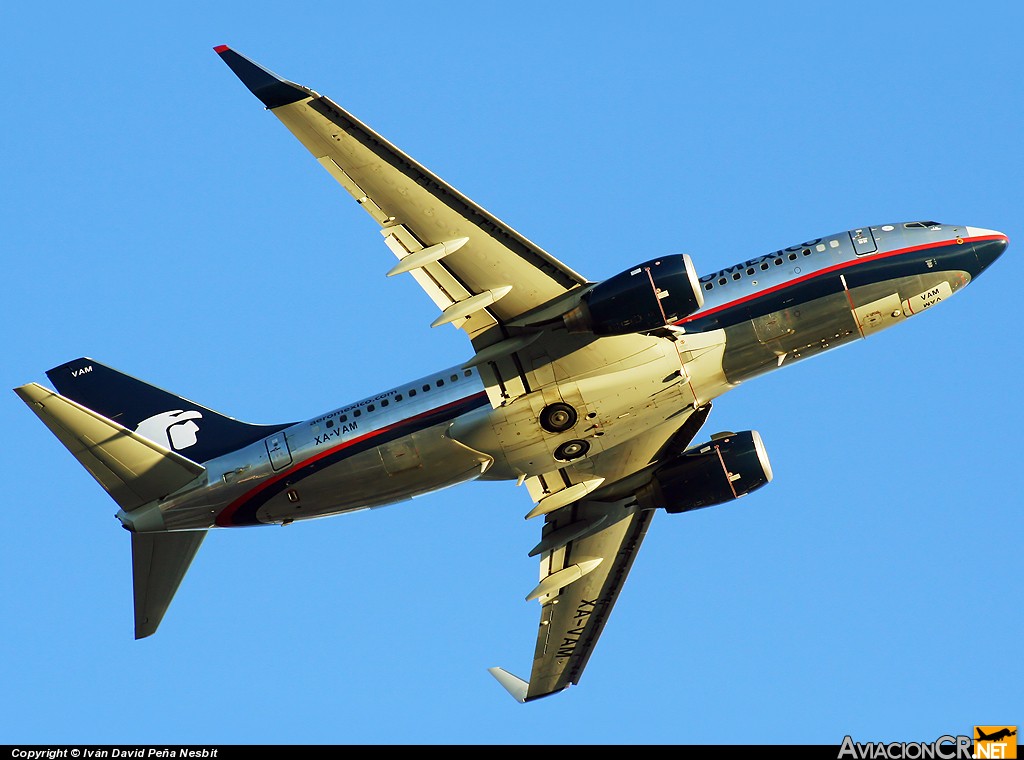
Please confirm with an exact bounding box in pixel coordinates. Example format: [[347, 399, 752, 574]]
[[905, 221, 940, 228]]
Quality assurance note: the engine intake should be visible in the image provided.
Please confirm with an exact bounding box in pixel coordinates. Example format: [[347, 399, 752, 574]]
[[563, 255, 704, 335], [650, 431, 772, 513]]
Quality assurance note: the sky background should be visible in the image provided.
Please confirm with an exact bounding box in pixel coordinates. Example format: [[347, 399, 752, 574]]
[[3, 1, 1021, 746]]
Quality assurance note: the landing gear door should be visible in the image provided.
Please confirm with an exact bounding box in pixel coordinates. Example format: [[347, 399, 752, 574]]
[[266, 433, 293, 471], [850, 228, 877, 255]]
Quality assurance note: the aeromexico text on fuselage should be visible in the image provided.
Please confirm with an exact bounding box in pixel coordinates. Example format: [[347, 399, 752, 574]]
[[701, 238, 825, 285]]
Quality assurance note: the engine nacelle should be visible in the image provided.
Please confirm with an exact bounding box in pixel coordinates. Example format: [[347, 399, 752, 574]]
[[563, 254, 704, 335], [649, 431, 772, 513]]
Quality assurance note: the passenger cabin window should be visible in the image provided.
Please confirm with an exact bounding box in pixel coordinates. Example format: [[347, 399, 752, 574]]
[[353, 409, 361, 417], [381, 399, 389, 407], [339, 414, 347, 422], [368, 404, 375, 412]]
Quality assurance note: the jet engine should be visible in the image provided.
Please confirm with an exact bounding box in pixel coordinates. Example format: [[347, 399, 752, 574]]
[[562, 255, 704, 335], [648, 430, 772, 513]]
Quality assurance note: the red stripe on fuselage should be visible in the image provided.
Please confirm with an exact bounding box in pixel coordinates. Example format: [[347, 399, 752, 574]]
[[678, 235, 997, 325], [214, 391, 487, 527]]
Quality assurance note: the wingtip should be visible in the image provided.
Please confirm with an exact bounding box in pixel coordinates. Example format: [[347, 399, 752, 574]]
[[214, 46, 310, 110], [488, 667, 529, 703]]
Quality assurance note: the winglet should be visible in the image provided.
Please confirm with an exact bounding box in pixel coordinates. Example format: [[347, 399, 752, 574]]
[[488, 667, 528, 703], [213, 45, 312, 109]]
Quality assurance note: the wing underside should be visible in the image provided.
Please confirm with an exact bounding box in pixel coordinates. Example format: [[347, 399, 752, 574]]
[[497, 406, 711, 701], [522, 499, 655, 700], [215, 46, 587, 346]]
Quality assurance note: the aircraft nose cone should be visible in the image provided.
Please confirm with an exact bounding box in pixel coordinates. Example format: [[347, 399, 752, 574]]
[[966, 227, 1009, 277]]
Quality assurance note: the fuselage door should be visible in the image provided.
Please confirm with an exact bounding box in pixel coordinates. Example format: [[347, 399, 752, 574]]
[[266, 433, 293, 471], [849, 228, 877, 255]]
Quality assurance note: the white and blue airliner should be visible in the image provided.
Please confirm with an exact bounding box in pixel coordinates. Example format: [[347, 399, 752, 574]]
[[16, 46, 1008, 703]]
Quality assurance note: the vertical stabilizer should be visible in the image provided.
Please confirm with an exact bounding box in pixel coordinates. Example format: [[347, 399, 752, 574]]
[[132, 531, 207, 639], [46, 358, 292, 464]]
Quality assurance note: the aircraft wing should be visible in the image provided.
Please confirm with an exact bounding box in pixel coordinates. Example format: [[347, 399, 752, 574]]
[[494, 405, 711, 701], [216, 48, 720, 700], [215, 47, 705, 417], [215, 46, 588, 344]]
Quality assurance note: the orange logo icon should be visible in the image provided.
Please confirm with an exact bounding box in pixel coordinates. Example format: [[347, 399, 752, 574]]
[[975, 727, 1017, 759]]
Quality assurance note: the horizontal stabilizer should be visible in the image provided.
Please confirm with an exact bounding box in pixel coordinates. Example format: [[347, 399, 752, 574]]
[[14, 383, 205, 512], [132, 530, 206, 639]]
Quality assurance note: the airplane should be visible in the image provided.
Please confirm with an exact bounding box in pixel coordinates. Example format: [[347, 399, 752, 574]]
[[976, 728, 1017, 743], [14, 45, 1008, 703]]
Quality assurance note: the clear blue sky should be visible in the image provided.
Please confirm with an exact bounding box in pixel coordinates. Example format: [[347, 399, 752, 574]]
[[3, 1, 1020, 746]]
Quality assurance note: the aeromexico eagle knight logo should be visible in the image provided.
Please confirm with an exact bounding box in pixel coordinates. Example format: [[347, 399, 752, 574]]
[[134, 410, 204, 451]]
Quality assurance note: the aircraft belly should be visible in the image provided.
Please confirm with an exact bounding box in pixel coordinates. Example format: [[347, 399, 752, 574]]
[[672, 327, 734, 407], [454, 345, 691, 479], [239, 423, 487, 524], [722, 291, 861, 382], [721, 271, 969, 383]]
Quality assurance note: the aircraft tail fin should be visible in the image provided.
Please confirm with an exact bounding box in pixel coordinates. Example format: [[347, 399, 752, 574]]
[[15, 381, 211, 638], [132, 530, 206, 639], [14, 383, 206, 512], [45, 358, 292, 464]]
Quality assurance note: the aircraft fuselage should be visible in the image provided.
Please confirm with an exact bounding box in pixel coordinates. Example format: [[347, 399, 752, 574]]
[[119, 222, 1006, 534]]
